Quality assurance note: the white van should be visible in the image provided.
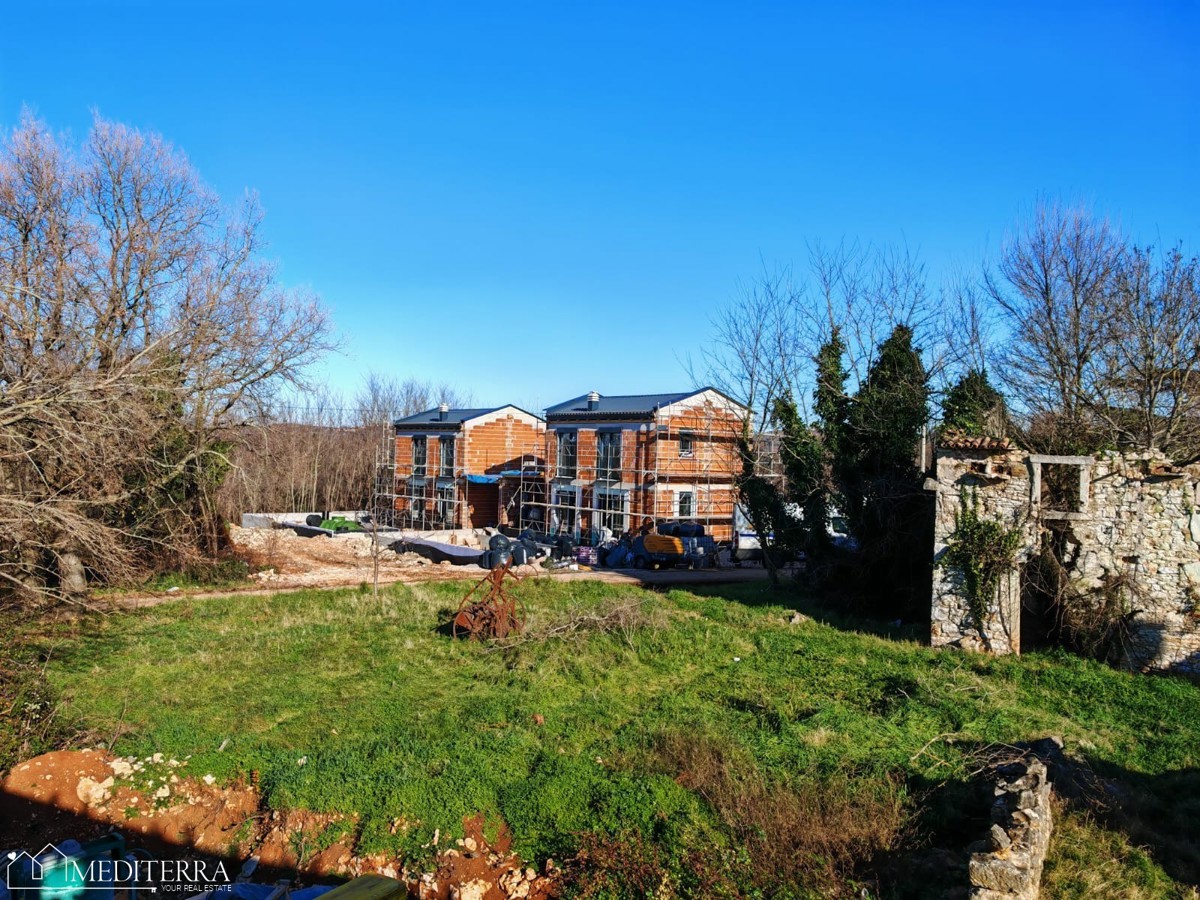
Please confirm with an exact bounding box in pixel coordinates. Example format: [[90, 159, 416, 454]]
[[731, 503, 854, 562]]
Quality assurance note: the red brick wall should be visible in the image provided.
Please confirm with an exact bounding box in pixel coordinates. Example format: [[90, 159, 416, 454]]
[[462, 414, 544, 474], [393, 413, 545, 529], [540, 395, 745, 540]]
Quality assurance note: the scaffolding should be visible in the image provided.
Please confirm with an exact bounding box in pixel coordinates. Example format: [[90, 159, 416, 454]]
[[386, 431, 469, 532], [373, 402, 787, 546], [370, 422, 398, 527]]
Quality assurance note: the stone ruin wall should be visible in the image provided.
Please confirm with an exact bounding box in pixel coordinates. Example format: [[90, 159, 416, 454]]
[[931, 447, 1200, 674], [969, 750, 1055, 900]]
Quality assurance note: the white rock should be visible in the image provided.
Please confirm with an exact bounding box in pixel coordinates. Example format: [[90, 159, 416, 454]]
[[76, 776, 114, 806], [450, 881, 489, 900]]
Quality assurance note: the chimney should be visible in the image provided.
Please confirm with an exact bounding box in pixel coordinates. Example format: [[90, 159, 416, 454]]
[[586, 391, 600, 412], [438, 402, 450, 421]]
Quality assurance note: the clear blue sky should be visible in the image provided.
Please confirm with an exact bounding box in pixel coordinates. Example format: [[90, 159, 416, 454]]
[[3, 2, 1197, 412]]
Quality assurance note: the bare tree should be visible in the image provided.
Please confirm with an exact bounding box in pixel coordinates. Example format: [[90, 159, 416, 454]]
[[702, 242, 945, 435], [216, 374, 476, 529], [699, 264, 803, 434], [984, 201, 1124, 450], [0, 112, 334, 602], [981, 201, 1200, 457], [355, 372, 406, 428], [1094, 245, 1200, 457], [806, 241, 937, 385], [940, 270, 999, 381], [354, 372, 471, 425]]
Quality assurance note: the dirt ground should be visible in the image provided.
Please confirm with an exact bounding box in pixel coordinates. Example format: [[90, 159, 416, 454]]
[[105, 526, 768, 609], [229, 525, 491, 589], [0, 749, 559, 900]]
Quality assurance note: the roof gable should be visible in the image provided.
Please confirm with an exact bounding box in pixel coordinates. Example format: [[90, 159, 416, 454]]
[[545, 387, 747, 420], [546, 390, 693, 419], [394, 404, 544, 428]]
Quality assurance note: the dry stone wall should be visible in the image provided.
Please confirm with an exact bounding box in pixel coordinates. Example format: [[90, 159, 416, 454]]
[[968, 746, 1056, 900], [931, 447, 1200, 674]]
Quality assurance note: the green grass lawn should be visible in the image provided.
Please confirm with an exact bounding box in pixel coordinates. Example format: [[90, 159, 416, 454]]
[[32, 579, 1200, 897]]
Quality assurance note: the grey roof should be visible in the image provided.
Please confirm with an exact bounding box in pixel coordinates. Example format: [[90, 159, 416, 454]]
[[393, 405, 543, 427], [546, 389, 707, 419], [394, 407, 494, 427]]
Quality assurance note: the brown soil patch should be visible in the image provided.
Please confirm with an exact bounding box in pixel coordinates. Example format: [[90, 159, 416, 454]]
[[1, 750, 559, 899], [229, 526, 489, 591], [1, 749, 258, 859]]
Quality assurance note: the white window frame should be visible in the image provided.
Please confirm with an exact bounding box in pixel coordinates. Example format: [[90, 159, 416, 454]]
[[556, 431, 578, 479], [411, 436, 427, 477], [679, 430, 695, 458], [594, 487, 629, 534], [552, 486, 580, 534], [1029, 454, 1093, 521], [677, 489, 695, 519], [434, 483, 456, 527], [596, 431, 621, 482]]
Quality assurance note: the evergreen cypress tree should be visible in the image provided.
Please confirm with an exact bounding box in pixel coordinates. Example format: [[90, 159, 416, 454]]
[[847, 324, 929, 483], [841, 324, 932, 617], [814, 328, 849, 461], [772, 394, 826, 555], [941, 368, 1005, 436]]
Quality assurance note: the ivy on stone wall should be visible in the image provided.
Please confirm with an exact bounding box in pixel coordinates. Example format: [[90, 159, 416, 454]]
[[940, 488, 1022, 634]]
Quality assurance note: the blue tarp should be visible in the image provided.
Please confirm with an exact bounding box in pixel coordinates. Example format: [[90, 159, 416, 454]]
[[466, 474, 500, 484]]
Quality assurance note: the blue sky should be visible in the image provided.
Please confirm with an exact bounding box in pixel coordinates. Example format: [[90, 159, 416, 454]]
[[2, 2, 1197, 412]]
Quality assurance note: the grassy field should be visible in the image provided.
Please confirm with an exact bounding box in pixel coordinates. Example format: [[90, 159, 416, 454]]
[[20, 578, 1200, 897]]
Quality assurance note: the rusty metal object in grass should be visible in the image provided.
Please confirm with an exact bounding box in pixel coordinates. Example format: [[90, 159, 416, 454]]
[[452, 561, 526, 640]]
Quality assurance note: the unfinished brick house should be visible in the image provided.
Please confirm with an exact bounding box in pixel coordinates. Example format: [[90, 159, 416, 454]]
[[508, 388, 746, 542], [392, 405, 545, 530]]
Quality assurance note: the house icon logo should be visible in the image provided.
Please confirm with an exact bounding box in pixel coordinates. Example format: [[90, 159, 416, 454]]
[[4, 849, 42, 884], [4, 844, 71, 887]]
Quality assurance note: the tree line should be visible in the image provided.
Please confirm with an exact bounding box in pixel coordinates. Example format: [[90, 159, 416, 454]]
[[215, 375, 469, 522], [4, 110, 1194, 610], [704, 202, 1199, 618]]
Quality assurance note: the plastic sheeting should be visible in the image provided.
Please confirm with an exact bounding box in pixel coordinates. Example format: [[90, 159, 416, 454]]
[[391, 537, 482, 565]]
